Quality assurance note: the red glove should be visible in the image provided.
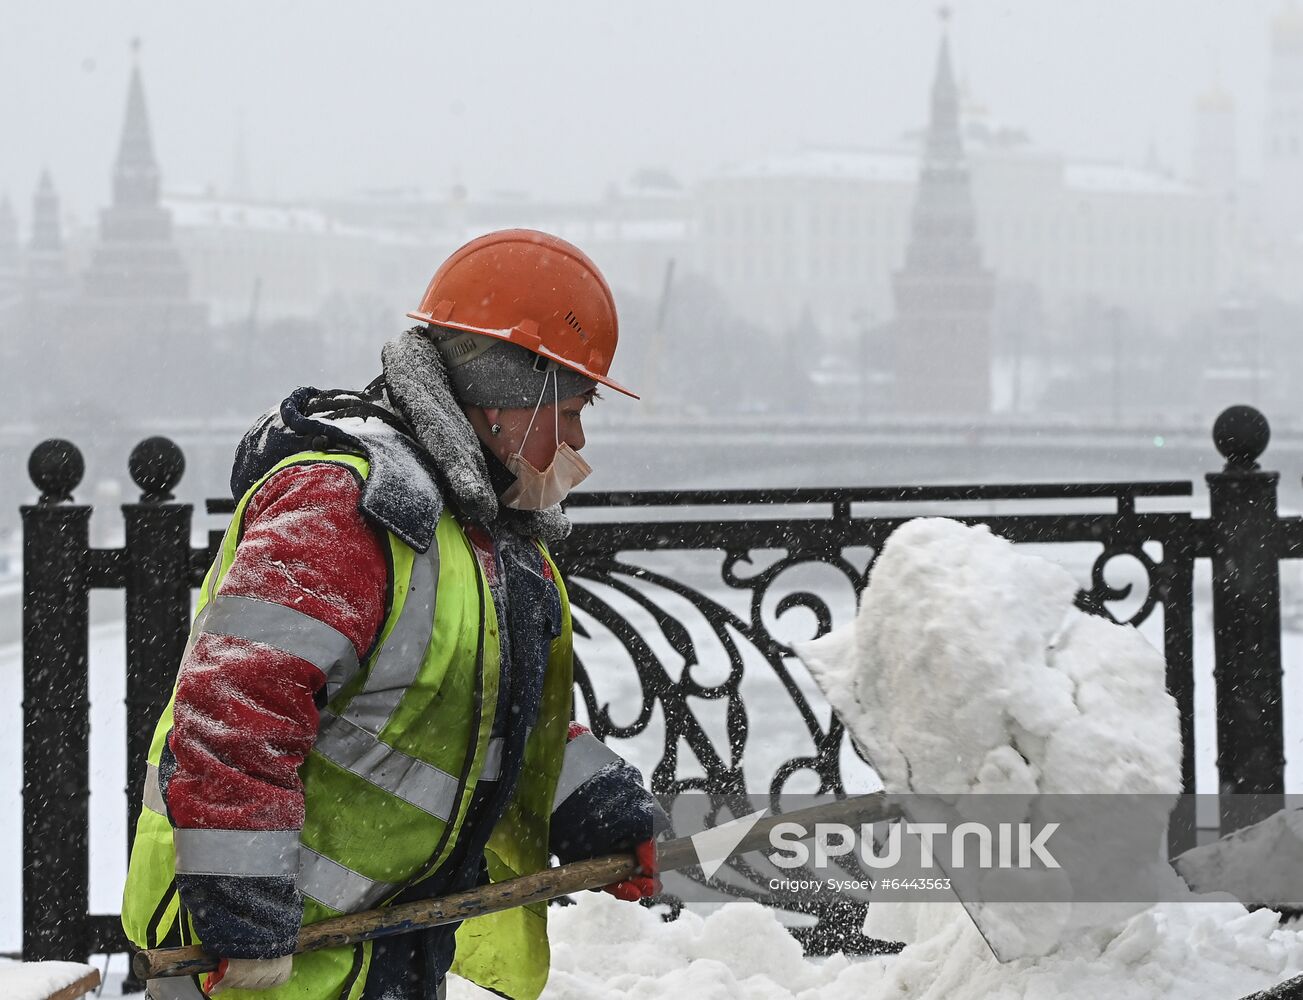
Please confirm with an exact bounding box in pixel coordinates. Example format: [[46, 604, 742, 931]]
[[202, 958, 228, 995], [602, 839, 661, 901]]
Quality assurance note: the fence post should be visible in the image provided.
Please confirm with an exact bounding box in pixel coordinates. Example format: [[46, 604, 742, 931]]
[[21, 440, 91, 961], [1206, 405, 1285, 835], [122, 438, 192, 854]]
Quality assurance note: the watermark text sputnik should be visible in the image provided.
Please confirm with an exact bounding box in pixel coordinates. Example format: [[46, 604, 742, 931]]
[[768, 821, 1062, 870]]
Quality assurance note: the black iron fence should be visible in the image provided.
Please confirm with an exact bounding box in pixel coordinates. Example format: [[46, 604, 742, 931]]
[[15, 404, 1296, 963]]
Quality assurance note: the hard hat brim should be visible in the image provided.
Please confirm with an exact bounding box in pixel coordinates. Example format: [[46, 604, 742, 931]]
[[406, 312, 640, 400]]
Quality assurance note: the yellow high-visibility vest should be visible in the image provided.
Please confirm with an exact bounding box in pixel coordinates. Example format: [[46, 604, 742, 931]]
[[122, 450, 573, 1000]]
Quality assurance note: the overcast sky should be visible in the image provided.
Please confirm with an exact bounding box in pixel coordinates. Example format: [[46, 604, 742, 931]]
[[0, 1, 1288, 228]]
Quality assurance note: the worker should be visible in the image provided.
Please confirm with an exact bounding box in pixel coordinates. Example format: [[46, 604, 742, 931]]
[[122, 230, 666, 999]]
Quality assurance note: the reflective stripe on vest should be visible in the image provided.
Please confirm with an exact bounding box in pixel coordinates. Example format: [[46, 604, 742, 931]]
[[298, 846, 395, 913], [299, 543, 449, 826], [147, 975, 206, 1000], [552, 731, 625, 810], [313, 713, 458, 821], [174, 829, 301, 878], [197, 595, 362, 697], [480, 734, 505, 781], [143, 762, 166, 816], [313, 713, 509, 821], [292, 532, 482, 916], [331, 543, 437, 734]]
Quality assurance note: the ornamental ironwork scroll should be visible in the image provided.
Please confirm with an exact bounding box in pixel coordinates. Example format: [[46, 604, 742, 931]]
[[552, 481, 1200, 954]]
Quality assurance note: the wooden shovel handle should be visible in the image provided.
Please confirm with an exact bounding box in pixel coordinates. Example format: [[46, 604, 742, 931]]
[[134, 792, 892, 982], [132, 853, 636, 981]]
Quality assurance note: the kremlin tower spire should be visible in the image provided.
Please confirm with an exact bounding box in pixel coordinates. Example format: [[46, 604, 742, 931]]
[[888, 8, 995, 416], [27, 169, 68, 293], [77, 40, 207, 421], [112, 38, 162, 209], [81, 40, 201, 311]]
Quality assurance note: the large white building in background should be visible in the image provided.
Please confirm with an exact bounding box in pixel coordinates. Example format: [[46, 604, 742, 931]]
[[697, 138, 1228, 344]]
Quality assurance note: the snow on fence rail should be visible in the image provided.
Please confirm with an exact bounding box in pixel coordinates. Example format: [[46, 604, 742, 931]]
[[0, 961, 100, 1000], [14, 403, 1297, 967]]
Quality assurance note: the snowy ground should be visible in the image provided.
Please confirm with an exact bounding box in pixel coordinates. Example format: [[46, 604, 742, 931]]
[[441, 892, 1303, 1000], [19, 894, 1303, 999], [1, 533, 1301, 996]]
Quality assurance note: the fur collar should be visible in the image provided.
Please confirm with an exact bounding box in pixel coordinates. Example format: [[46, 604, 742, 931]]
[[380, 327, 572, 543]]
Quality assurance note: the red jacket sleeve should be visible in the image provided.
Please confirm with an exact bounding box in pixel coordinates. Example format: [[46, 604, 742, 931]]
[[166, 461, 389, 831], [164, 461, 392, 957]]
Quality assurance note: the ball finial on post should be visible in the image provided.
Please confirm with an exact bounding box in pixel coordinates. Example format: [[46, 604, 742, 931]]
[[28, 439, 85, 504], [129, 437, 185, 502], [1213, 405, 1270, 471]]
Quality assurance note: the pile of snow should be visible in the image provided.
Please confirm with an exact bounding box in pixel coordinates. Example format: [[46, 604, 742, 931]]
[[444, 892, 1303, 999], [799, 517, 1188, 958], [0, 960, 99, 1000], [797, 517, 1182, 799]]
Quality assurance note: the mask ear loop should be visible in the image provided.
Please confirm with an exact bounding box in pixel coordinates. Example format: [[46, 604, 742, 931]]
[[552, 367, 560, 449], [518, 370, 553, 454]]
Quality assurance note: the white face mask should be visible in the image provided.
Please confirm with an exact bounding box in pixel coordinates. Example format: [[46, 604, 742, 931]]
[[501, 443, 592, 510], [499, 371, 593, 510]]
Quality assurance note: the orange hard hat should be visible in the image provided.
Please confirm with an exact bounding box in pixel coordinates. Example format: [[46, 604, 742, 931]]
[[407, 229, 637, 399]]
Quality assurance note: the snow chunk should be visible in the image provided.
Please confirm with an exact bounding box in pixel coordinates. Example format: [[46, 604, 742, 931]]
[[797, 518, 1185, 960], [798, 518, 1180, 798]]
